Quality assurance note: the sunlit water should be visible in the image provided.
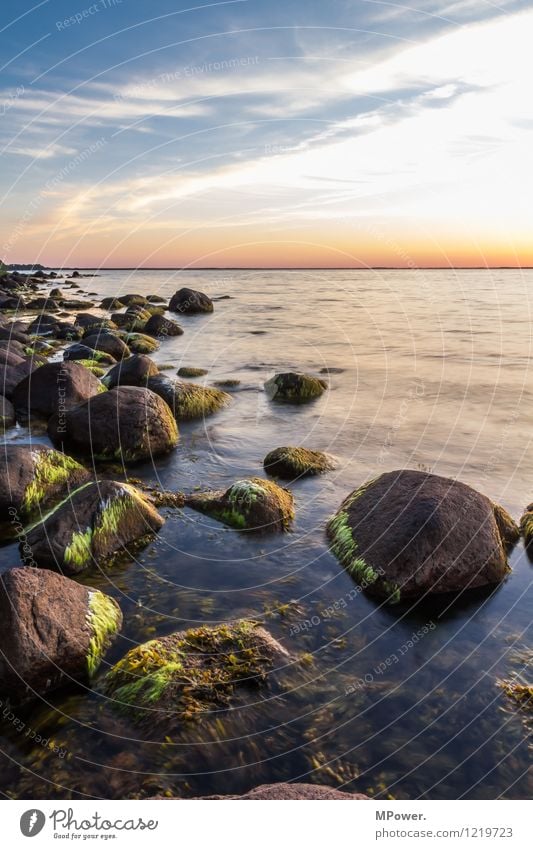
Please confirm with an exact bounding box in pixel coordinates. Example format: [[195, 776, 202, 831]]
[[1, 269, 532, 799]]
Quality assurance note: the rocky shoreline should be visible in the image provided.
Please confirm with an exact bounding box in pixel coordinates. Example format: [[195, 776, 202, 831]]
[[0, 265, 531, 799]]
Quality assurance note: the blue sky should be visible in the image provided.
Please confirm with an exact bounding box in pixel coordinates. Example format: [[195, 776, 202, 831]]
[[1, 0, 532, 267]]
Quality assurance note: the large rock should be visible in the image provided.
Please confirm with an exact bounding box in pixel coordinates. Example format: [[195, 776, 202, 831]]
[[146, 375, 229, 420], [83, 332, 130, 361], [103, 355, 159, 389], [264, 446, 335, 479], [104, 620, 287, 727], [0, 360, 38, 399], [327, 470, 519, 603], [169, 287, 213, 314], [0, 567, 121, 701], [186, 477, 294, 532], [76, 314, 117, 334], [144, 314, 183, 338], [121, 332, 159, 354], [0, 395, 15, 430], [48, 386, 179, 463], [265, 372, 327, 403], [64, 343, 116, 365], [23, 480, 164, 575], [0, 444, 90, 532], [12, 360, 103, 421]]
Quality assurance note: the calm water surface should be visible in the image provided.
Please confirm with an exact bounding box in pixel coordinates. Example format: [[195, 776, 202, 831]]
[[1, 269, 532, 799]]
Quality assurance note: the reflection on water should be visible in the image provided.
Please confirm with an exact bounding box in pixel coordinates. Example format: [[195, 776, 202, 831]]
[[1, 269, 532, 799]]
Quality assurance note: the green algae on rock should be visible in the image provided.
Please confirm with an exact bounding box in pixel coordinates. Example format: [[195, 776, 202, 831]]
[[23, 480, 165, 575], [86, 590, 123, 677], [146, 375, 230, 421], [519, 503, 533, 545], [264, 446, 335, 480], [327, 470, 515, 604], [186, 476, 294, 533], [104, 620, 288, 725], [0, 567, 121, 702], [121, 332, 159, 354], [265, 371, 327, 403]]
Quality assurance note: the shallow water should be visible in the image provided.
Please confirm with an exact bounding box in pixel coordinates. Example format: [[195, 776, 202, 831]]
[[1, 268, 532, 799]]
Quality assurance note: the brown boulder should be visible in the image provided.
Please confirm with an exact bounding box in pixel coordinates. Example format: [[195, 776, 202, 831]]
[[12, 360, 103, 421]]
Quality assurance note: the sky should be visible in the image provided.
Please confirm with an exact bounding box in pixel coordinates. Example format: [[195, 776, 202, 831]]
[[1, 0, 532, 268]]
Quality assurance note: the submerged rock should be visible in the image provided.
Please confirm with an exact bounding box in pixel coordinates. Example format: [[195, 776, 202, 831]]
[[146, 375, 230, 420], [186, 477, 294, 532], [144, 314, 183, 338], [104, 620, 287, 726], [327, 470, 518, 603], [265, 372, 327, 403], [23, 480, 164, 575], [103, 355, 159, 389], [64, 343, 116, 366], [177, 366, 208, 377], [100, 297, 125, 310], [12, 360, 103, 422], [169, 287, 213, 314], [48, 386, 178, 463], [0, 567, 122, 701], [264, 446, 335, 479], [0, 444, 90, 532]]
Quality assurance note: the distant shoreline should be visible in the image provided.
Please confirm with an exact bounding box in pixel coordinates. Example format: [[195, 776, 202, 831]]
[[9, 266, 533, 272]]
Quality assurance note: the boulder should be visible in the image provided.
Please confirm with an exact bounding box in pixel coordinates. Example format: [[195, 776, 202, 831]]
[[186, 477, 294, 532], [103, 355, 159, 389], [327, 470, 519, 603], [0, 444, 90, 533], [264, 446, 335, 479], [55, 323, 83, 341], [48, 386, 179, 463], [63, 343, 116, 366], [119, 294, 148, 306], [0, 360, 38, 399], [76, 314, 117, 333], [83, 332, 130, 361], [100, 297, 125, 310], [201, 783, 369, 800], [104, 620, 287, 726], [144, 314, 183, 338], [0, 324, 31, 344], [0, 395, 15, 429], [169, 287, 213, 314], [146, 375, 229, 420], [0, 567, 121, 701], [121, 333, 159, 354], [25, 297, 59, 312], [12, 360, 103, 421], [520, 503, 533, 546], [265, 372, 327, 403], [23, 480, 164, 575]]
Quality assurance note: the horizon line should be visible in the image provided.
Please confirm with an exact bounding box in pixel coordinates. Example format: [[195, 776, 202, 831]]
[[12, 265, 533, 271]]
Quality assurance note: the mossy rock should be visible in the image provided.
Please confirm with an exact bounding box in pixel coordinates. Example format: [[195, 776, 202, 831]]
[[23, 480, 164, 575], [169, 287, 213, 314], [0, 567, 122, 702], [264, 446, 335, 480], [0, 444, 91, 534], [177, 366, 208, 378], [499, 680, 533, 712], [186, 477, 294, 532], [103, 354, 159, 389], [213, 378, 241, 388], [146, 375, 230, 420], [119, 294, 148, 306], [83, 332, 130, 361], [100, 297, 125, 311], [64, 343, 116, 365], [519, 503, 533, 546], [103, 620, 287, 727], [48, 386, 179, 463], [75, 359, 106, 377], [122, 333, 159, 354], [265, 372, 327, 403], [327, 470, 517, 604]]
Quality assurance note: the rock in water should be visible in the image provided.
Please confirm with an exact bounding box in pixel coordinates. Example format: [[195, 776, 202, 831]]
[[265, 372, 327, 403], [186, 477, 294, 532], [48, 386, 178, 462], [0, 567, 121, 701], [146, 375, 229, 420], [0, 395, 15, 430], [327, 470, 518, 603], [169, 287, 213, 314], [104, 620, 287, 727], [83, 332, 130, 361], [23, 480, 164, 574], [264, 446, 335, 479], [103, 355, 159, 389], [144, 314, 183, 338], [0, 444, 90, 533], [12, 361, 103, 421]]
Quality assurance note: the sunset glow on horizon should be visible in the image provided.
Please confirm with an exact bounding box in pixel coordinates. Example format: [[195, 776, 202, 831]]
[[1, 0, 532, 269]]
